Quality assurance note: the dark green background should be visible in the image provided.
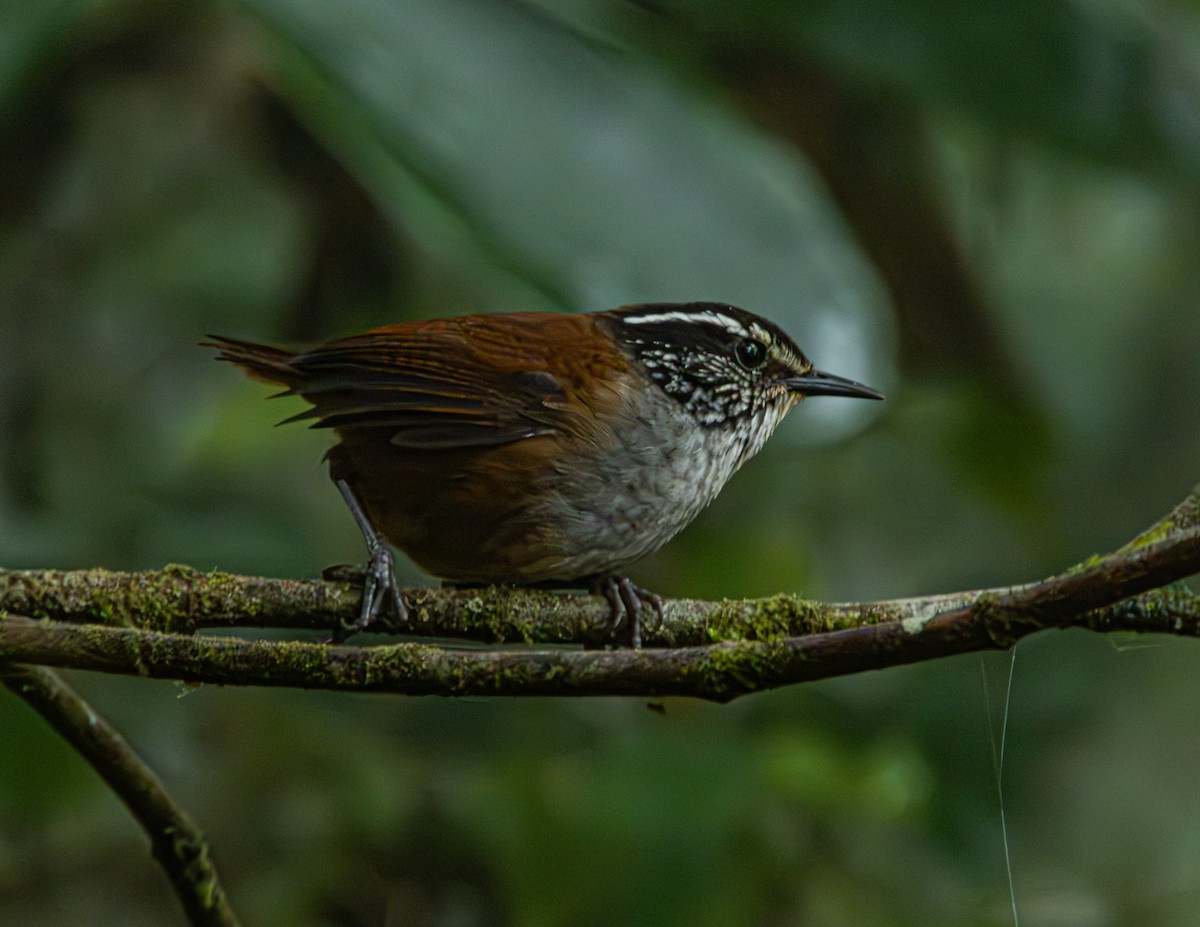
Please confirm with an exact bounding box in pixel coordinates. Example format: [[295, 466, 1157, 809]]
[[2, 1, 1199, 924]]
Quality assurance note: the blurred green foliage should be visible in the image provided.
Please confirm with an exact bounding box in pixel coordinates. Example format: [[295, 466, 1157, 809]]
[[2, 0, 1200, 924]]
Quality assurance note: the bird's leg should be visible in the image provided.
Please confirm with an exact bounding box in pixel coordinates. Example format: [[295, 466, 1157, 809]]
[[593, 575, 663, 650], [333, 478, 407, 638]]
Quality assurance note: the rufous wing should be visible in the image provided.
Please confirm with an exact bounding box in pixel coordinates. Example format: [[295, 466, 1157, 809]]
[[208, 314, 597, 451]]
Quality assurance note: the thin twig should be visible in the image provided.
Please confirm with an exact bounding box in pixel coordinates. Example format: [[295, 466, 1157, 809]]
[[0, 665, 242, 927]]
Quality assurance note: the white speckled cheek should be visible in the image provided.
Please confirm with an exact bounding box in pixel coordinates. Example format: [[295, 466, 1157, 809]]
[[733, 404, 792, 471]]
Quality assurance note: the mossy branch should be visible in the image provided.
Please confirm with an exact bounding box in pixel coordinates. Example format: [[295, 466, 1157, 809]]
[[0, 484, 1197, 701], [1, 486, 1197, 927]]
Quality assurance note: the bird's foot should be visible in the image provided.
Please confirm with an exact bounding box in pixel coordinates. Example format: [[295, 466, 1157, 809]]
[[593, 575, 663, 650], [321, 536, 407, 642], [329, 479, 408, 642]]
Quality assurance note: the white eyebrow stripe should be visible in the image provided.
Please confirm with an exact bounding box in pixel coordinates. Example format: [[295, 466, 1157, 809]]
[[623, 310, 751, 338]]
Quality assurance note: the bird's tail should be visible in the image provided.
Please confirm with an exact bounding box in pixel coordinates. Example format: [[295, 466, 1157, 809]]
[[202, 335, 300, 389]]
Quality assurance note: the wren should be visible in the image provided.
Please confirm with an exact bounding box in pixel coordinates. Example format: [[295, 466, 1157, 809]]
[[206, 302, 882, 646]]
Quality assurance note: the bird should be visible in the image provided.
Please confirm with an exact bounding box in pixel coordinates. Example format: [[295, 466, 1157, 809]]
[[204, 302, 882, 646]]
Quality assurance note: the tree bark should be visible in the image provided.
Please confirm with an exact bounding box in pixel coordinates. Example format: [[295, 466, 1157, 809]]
[[1, 484, 1197, 703]]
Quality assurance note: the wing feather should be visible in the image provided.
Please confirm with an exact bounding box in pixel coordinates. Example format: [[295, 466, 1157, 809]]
[[209, 314, 620, 451], [288, 316, 577, 449]]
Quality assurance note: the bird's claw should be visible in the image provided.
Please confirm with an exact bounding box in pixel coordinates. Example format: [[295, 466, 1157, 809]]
[[595, 576, 663, 650], [325, 537, 407, 643], [329, 478, 407, 642], [360, 537, 404, 621]]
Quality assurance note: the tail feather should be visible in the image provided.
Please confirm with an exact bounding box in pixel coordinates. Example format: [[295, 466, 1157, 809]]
[[202, 335, 300, 389]]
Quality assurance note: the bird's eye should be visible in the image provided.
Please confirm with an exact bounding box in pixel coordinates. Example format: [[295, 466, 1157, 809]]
[[734, 338, 768, 370]]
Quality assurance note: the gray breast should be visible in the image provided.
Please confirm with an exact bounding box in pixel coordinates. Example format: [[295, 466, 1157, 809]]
[[519, 387, 790, 580]]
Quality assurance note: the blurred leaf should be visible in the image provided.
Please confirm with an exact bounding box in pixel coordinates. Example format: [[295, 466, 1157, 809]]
[[239, 0, 891, 380], [656, 0, 1200, 175]]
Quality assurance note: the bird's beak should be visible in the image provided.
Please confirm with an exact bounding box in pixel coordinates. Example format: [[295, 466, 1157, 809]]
[[784, 368, 884, 401]]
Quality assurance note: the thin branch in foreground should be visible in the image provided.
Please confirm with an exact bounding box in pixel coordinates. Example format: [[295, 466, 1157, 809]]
[[0, 665, 242, 927]]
